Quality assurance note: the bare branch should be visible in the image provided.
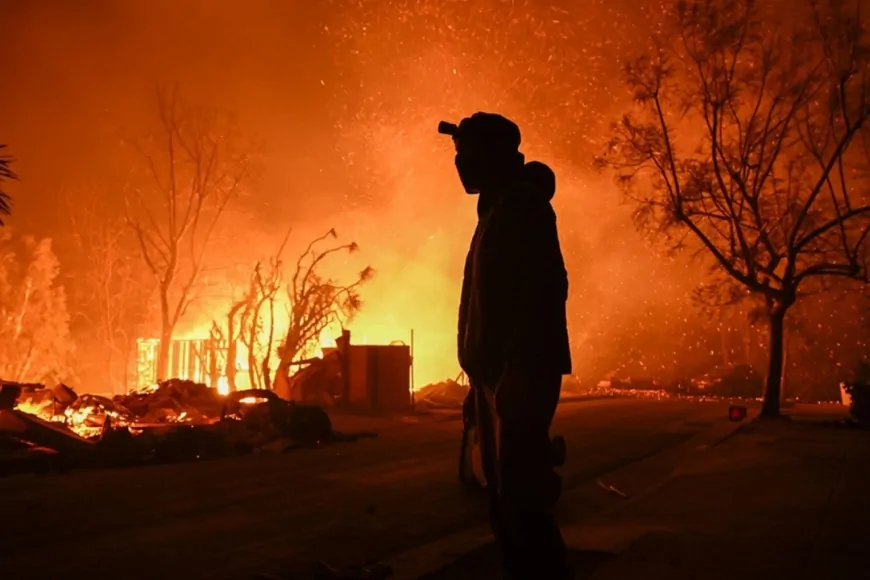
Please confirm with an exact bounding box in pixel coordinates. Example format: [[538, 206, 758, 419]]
[[0, 144, 18, 226], [124, 85, 252, 379], [598, 0, 870, 415], [598, 0, 870, 310], [269, 230, 372, 397]]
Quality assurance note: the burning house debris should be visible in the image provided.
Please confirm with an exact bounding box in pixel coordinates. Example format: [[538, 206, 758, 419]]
[[121, 379, 225, 424], [0, 378, 357, 476], [0, 329, 420, 476]]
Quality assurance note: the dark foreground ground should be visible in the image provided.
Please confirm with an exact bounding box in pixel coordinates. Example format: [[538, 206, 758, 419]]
[[0, 398, 732, 580], [420, 404, 870, 580]]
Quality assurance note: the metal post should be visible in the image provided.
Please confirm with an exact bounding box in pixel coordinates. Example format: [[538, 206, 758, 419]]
[[410, 328, 416, 408]]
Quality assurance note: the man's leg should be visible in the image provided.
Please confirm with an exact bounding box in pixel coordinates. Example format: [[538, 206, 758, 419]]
[[474, 381, 499, 488], [497, 373, 571, 580], [473, 381, 525, 573], [458, 387, 476, 485]]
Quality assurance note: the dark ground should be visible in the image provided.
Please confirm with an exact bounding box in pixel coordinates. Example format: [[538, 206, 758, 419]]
[[0, 398, 731, 580], [418, 404, 870, 580]]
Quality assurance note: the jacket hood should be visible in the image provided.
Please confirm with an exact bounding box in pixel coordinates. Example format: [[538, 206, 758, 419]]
[[522, 161, 556, 202]]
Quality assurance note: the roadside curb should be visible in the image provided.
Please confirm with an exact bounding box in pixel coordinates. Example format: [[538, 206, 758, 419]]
[[587, 409, 758, 518], [381, 411, 756, 580], [558, 394, 623, 405]]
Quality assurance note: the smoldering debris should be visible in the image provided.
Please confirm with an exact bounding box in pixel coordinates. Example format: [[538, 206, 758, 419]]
[[414, 378, 469, 409], [0, 379, 362, 476]]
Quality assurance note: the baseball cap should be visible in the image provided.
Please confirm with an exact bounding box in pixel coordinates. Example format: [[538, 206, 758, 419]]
[[438, 112, 522, 151]]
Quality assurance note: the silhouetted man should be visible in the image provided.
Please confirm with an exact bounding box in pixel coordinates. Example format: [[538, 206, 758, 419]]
[[440, 113, 573, 580]]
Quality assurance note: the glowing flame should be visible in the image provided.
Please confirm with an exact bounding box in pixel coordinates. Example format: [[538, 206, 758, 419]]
[[11, 398, 123, 439], [130, 383, 159, 395], [9, 375, 236, 441], [238, 396, 269, 405], [13, 399, 53, 417]]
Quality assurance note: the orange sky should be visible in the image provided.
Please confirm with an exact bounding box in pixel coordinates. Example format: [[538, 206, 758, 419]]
[[3, 0, 855, 391]]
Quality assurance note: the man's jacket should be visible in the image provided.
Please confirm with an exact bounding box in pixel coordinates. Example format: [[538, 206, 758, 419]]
[[457, 162, 572, 386]]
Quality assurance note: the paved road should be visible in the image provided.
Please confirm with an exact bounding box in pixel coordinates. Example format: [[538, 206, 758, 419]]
[[1, 398, 729, 580]]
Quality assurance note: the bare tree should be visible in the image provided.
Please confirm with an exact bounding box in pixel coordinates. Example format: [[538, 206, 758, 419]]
[[65, 188, 152, 393], [272, 229, 373, 399], [235, 263, 277, 389], [0, 145, 17, 225], [230, 231, 291, 391], [210, 266, 278, 392], [125, 86, 252, 381], [597, 0, 870, 416], [218, 296, 248, 391]]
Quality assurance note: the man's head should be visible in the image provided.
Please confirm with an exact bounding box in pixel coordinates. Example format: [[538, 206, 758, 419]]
[[438, 113, 524, 194]]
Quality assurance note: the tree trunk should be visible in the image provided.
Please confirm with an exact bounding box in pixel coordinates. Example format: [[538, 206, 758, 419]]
[[273, 359, 292, 399], [247, 349, 258, 390], [226, 338, 238, 392], [157, 327, 172, 381], [761, 310, 786, 418], [262, 298, 276, 390], [225, 301, 248, 392], [157, 290, 173, 381], [261, 359, 272, 390]]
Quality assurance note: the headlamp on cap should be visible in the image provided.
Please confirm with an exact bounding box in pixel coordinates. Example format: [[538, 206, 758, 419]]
[[438, 121, 459, 137], [438, 113, 524, 194]]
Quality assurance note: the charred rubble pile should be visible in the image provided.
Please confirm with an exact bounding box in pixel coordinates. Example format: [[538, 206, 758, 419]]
[[0, 379, 356, 476], [415, 377, 469, 409]]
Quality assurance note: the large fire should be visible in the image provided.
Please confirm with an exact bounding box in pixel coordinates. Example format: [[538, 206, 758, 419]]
[[164, 311, 431, 396], [4, 0, 865, 422], [12, 317, 423, 440]]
